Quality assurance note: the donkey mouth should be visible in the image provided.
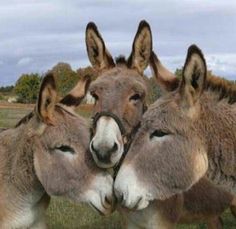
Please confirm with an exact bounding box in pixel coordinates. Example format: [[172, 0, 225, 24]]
[[89, 200, 113, 216], [132, 196, 143, 210], [89, 201, 105, 216]]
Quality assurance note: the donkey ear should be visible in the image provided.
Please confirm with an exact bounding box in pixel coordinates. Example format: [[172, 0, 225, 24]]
[[36, 72, 57, 125], [150, 51, 179, 91], [60, 74, 91, 108], [86, 22, 115, 69], [180, 45, 207, 106], [127, 20, 152, 73]]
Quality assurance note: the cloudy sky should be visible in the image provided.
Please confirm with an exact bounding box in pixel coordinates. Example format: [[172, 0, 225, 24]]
[[0, 0, 236, 86]]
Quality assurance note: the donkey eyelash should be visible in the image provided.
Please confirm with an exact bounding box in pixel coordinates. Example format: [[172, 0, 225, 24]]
[[150, 130, 169, 138], [129, 93, 141, 101], [55, 145, 76, 154]]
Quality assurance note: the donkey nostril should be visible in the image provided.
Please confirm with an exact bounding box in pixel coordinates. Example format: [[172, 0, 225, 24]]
[[91, 142, 101, 158], [110, 143, 118, 154], [91, 142, 111, 163], [91, 142, 97, 153]]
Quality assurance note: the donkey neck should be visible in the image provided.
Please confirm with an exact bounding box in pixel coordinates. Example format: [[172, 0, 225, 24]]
[[198, 92, 236, 192], [0, 123, 45, 204]]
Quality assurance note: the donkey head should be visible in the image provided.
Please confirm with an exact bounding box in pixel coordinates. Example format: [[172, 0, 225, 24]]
[[86, 20, 152, 168], [114, 45, 208, 210], [29, 73, 113, 215]]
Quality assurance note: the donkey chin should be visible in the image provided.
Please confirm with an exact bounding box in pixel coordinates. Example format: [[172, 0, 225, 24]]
[[114, 166, 154, 210], [81, 173, 114, 216]]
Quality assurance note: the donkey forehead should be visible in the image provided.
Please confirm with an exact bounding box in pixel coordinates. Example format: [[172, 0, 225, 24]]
[[100, 66, 141, 78], [44, 106, 89, 139], [142, 97, 184, 129], [90, 70, 147, 93]]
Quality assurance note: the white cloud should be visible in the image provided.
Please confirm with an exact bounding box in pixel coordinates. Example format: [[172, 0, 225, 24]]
[[0, 0, 236, 85], [17, 57, 33, 66], [0, 60, 3, 65], [206, 54, 236, 80], [156, 53, 236, 80]]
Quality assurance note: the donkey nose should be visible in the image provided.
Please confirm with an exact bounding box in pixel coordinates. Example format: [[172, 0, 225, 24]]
[[91, 142, 118, 163]]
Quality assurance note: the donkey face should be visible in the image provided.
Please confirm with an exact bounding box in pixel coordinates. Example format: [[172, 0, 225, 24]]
[[31, 74, 113, 215], [86, 21, 152, 168], [114, 45, 209, 210]]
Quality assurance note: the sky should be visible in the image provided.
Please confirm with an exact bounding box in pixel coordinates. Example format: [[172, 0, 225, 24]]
[[0, 0, 236, 86]]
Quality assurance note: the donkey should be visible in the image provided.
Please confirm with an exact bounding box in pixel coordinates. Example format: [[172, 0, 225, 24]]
[[120, 179, 236, 229], [86, 20, 151, 169], [0, 73, 113, 228], [84, 21, 236, 228], [115, 49, 236, 229], [114, 44, 236, 210]]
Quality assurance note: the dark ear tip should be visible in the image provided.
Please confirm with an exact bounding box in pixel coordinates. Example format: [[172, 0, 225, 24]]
[[138, 20, 151, 29], [43, 72, 56, 89], [187, 44, 204, 59], [86, 21, 98, 32]]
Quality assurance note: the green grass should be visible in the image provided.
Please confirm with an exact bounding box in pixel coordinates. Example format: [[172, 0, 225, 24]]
[[46, 198, 236, 229], [47, 198, 121, 229], [0, 107, 236, 228], [0, 108, 32, 127]]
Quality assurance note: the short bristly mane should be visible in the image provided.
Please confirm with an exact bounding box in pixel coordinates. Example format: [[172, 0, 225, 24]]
[[14, 105, 72, 128], [205, 75, 236, 104], [115, 55, 127, 66], [15, 112, 34, 128]]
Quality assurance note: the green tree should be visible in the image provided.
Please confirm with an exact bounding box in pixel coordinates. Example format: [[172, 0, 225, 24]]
[[52, 62, 78, 96], [14, 73, 41, 103], [145, 76, 162, 104], [77, 66, 98, 81], [0, 85, 14, 93], [174, 68, 183, 79]]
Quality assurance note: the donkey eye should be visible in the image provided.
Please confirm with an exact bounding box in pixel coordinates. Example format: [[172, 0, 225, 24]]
[[150, 130, 168, 139], [129, 93, 141, 101], [55, 145, 75, 154]]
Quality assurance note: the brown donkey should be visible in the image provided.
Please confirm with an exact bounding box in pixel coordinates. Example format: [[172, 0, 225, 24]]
[[84, 21, 236, 228], [0, 74, 113, 228], [115, 44, 236, 207], [86, 20, 151, 169], [115, 49, 236, 229], [120, 179, 236, 229]]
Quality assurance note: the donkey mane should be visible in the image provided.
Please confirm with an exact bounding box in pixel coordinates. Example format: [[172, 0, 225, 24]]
[[205, 75, 236, 104], [15, 111, 34, 128], [115, 55, 128, 65], [14, 105, 72, 128]]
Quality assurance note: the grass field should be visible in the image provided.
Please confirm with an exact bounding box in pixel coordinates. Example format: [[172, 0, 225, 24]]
[[0, 102, 235, 228]]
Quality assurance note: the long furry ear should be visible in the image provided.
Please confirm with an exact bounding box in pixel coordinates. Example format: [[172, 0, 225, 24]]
[[36, 72, 57, 125], [180, 45, 207, 107], [127, 20, 152, 74], [60, 74, 91, 108], [150, 51, 179, 91], [86, 22, 115, 69]]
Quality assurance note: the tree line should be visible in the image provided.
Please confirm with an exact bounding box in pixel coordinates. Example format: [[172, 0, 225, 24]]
[[1, 63, 235, 104], [1, 63, 97, 103]]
